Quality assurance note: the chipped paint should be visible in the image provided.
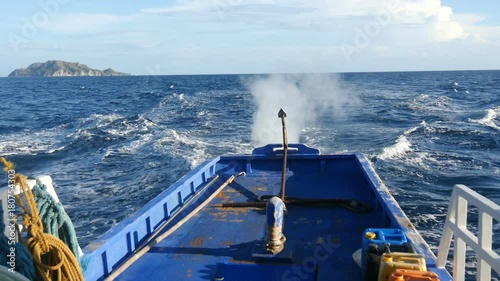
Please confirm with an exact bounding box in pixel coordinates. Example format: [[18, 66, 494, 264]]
[[189, 237, 205, 247], [215, 191, 226, 198], [251, 186, 267, 192]]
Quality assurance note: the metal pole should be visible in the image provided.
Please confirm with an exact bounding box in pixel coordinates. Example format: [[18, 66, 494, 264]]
[[278, 109, 288, 201]]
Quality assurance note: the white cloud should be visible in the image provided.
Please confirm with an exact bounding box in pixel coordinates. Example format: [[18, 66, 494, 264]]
[[141, 0, 276, 15], [433, 21, 467, 41], [42, 13, 140, 34], [141, 0, 471, 42], [373, 45, 391, 57]]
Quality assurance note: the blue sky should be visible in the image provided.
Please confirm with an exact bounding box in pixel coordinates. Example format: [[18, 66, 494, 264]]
[[1, 0, 499, 76]]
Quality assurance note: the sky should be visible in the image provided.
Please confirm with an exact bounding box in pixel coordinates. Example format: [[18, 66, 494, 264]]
[[0, 0, 499, 76]]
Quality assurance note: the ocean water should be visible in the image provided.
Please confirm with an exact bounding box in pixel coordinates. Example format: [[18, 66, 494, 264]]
[[0, 71, 499, 278]]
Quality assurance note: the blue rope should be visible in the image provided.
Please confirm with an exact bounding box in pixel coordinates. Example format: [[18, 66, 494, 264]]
[[32, 180, 80, 262], [0, 201, 35, 280]]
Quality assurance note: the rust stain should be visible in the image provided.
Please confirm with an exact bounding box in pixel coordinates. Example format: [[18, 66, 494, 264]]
[[215, 191, 226, 198], [213, 207, 251, 215], [221, 241, 233, 246], [189, 237, 205, 247], [330, 235, 341, 244], [187, 269, 192, 278], [210, 211, 228, 222], [251, 186, 266, 192], [230, 208, 249, 214]]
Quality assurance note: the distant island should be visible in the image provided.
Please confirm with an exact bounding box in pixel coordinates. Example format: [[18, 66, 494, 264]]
[[8, 60, 131, 77]]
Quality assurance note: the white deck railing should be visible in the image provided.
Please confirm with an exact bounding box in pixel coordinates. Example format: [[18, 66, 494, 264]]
[[437, 184, 500, 281]]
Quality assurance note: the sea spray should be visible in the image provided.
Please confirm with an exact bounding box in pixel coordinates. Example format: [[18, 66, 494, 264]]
[[244, 73, 357, 145]]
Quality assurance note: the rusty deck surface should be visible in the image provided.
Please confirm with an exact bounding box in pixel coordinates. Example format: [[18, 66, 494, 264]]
[[82, 146, 451, 281], [114, 166, 381, 280]]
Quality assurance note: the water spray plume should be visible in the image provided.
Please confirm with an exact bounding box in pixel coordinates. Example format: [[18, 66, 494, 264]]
[[245, 73, 357, 145]]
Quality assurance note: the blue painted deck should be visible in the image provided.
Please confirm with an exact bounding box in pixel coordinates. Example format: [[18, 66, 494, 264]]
[[81, 144, 453, 281]]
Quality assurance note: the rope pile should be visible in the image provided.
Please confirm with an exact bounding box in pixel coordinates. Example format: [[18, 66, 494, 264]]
[[32, 181, 80, 262], [1, 157, 83, 281]]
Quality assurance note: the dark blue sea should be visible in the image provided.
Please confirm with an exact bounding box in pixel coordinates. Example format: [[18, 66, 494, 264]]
[[1, 71, 499, 278]]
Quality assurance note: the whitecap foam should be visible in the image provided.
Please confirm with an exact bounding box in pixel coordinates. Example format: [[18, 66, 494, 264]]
[[407, 95, 452, 113], [70, 113, 155, 139], [378, 135, 413, 160], [103, 133, 154, 159], [378, 122, 426, 160], [0, 124, 68, 156], [403, 125, 419, 135], [153, 128, 253, 168], [469, 107, 500, 130], [153, 129, 209, 168], [105, 116, 154, 136], [90, 113, 123, 126]]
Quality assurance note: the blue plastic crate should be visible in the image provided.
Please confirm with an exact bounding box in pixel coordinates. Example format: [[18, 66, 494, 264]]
[[361, 228, 409, 281]]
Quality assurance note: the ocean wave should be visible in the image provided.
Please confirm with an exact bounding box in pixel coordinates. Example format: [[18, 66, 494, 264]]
[[406, 94, 454, 114], [152, 128, 253, 168], [378, 122, 425, 160], [0, 124, 68, 156], [378, 135, 413, 160], [469, 106, 500, 130], [154, 129, 209, 168], [69, 113, 155, 140], [103, 133, 154, 159], [0, 112, 158, 157]]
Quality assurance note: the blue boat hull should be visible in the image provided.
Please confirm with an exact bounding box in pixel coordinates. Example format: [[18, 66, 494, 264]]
[[81, 144, 452, 281]]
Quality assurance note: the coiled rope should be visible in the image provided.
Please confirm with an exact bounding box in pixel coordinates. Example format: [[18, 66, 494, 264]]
[[1, 158, 83, 281], [32, 181, 80, 262]]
